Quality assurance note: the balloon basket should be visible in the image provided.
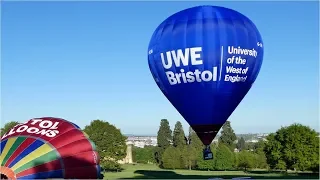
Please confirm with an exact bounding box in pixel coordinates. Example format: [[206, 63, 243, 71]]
[[203, 145, 213, 160]]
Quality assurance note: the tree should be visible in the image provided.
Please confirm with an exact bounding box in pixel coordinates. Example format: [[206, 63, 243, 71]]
[[83, 120, 127, 171], [155, 119, 172, 167], [253, 140, 265, 152], [219, 121, 237, 151], [100, 160, 122, 172], [310, 160, 319, 173], [162, 146, 180, 169], [145, 146, 156, 164], [264, 123, 319, 171], [132, 146, 155, 164], [214, 143, 235, 170], [264, 133, 282, 169], [188, 126, 204, 165], [189, 127, 203, 151], [236, 137, 246, 151], [253, 151, 268, 169], [275, 160, 286, 170], [181, 145, 197, 170], [172, 121, 186, 148], [233, 151, 239, 169], [246, 142, 255, 151], [177, 127, 200, 170], [172, 121, 187, 169], [0, 121, 20, 137], [253, 140, 268, 169], [132, 147, 137, 163], [237, 150, 254, 171]]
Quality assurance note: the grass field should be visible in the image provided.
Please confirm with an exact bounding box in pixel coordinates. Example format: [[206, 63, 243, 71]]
[[103, 164, 320, 179]]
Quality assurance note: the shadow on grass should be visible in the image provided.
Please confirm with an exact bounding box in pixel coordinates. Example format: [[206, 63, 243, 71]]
[[118, 170, 319, 179]]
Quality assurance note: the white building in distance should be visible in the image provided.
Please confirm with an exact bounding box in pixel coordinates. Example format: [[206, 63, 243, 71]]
[[126, 136, 157, 148]]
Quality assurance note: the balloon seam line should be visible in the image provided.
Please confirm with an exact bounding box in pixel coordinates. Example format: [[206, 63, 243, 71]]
[[219, 46, 224, 81]]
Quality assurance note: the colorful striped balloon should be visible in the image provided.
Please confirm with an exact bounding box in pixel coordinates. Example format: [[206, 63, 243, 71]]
[[0, 117, 102, 179]]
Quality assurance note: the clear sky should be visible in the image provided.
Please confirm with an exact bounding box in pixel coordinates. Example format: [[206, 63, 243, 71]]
[[1, 1, 319, 135]]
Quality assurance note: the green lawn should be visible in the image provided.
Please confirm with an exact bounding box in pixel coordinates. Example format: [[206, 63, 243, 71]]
[[103, 164, 319, 179]]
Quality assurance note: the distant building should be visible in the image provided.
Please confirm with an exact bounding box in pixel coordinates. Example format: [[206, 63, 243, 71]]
[[126, 136, 158, 148], [133, 141, 145, 148], [245, 139, 258, 143]]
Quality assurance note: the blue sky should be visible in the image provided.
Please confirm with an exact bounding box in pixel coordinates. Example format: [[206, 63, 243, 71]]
[[1, 1, 319, 135]]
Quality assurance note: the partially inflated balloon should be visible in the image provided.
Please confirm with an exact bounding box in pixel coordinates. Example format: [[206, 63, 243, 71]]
[[148, 6, 263, 146], [0, 117, 102, 179]]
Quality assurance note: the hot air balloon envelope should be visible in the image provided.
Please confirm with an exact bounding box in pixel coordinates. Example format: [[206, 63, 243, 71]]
[[148, 5, 264, 154], [0, 117, 102, 179]]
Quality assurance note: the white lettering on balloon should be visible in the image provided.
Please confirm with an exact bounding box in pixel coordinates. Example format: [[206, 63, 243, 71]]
[[1, 118, 60, 139], [149, 43, 261, 85], [223, 45, 259, 83]]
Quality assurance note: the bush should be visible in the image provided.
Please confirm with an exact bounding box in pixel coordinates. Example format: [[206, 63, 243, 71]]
[[162, 146, 181, 169], [100, 159, 123, 172], [214, 143, 235, 170], [237, 150, 254, 171]]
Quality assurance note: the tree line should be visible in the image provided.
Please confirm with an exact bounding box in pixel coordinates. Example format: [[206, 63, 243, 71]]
[[1, 119, 319, 173], [133, 119, 319, 172]]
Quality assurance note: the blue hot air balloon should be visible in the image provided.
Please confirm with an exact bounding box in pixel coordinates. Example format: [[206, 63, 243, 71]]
[[148, 5, 264, 159]]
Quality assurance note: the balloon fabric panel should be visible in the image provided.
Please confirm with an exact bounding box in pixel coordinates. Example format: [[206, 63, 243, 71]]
[[0, 117, 101, 179]]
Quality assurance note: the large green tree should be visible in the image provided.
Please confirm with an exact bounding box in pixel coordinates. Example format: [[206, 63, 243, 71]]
[[178, 127, 200, 170], [83, 120, 127, 171], [162, 146, 180, 169], [1, 121, 20, 136], [155, 119, 172, 167], [253, 150, 268, 169], [264, 123, 319, 171], [236, 137, 246, 151], [181, 145, 197, 170], [214, 143, 235, 170], [237, 150, 255, 171], [263, 133, 282, 169], [188, 126, 214, 169], [172, 121, 186, 148], [253, 140, 268, 169], [189, 127, 203, 150], [132, 146, 155, 164], [172, 121, 187, 169], [219, 121, 237, 151], [254, 140, 265, 152]]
